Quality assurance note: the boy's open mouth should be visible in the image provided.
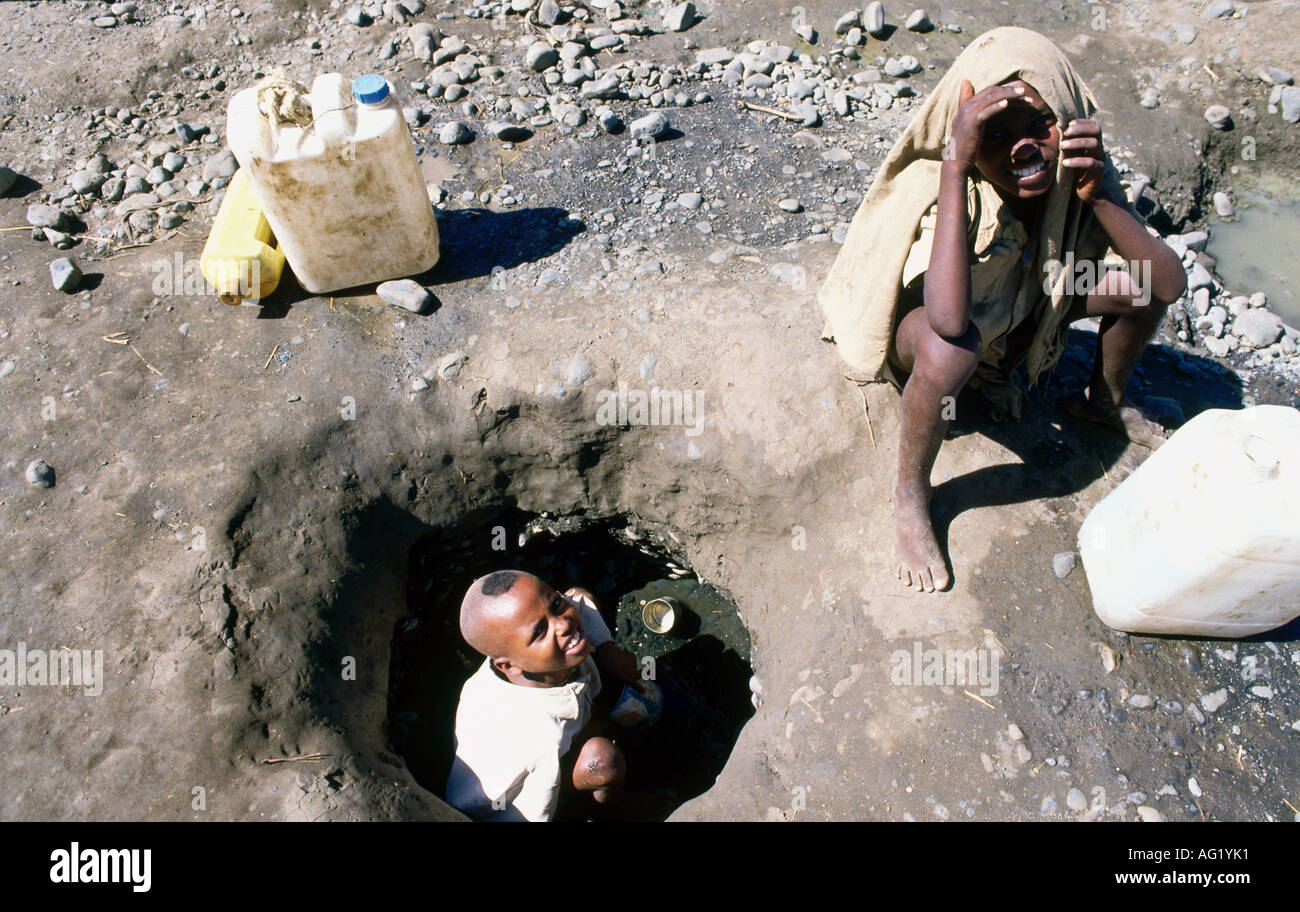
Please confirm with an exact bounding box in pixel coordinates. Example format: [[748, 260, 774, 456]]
[[1008, 155, 1051, 187], [562, 629, 587, 655]]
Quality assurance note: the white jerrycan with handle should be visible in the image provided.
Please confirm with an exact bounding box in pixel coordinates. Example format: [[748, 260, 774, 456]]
[[1078, 405, 1300, 638], [226, 73, 439, 294]]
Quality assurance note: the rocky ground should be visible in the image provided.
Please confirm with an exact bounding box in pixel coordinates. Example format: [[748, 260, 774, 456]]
[[1, 0, 1297, 822]]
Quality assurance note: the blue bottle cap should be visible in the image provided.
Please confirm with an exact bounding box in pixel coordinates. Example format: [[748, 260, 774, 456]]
[[352, 74, 390, 104]]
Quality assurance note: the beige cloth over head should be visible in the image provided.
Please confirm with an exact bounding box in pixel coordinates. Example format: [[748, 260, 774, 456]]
[[818, 26, 1129, 388]]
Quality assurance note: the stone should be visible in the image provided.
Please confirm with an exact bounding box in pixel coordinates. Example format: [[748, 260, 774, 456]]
[[1181, 229, 1209, 252], [677, 191, 703, 210], [662, 2, 697, 32], [566, 354, 593, 387], [1213, 191, 1234, 217], [1129, 694, 1154, 709], [377, 279, 434, 313], [1136, 806, 1165, 822], [488, 122, 532, 142], [50, 257, 82, 292], [1204, 104, 1232, 130], [1249, 291, 1267, 309], [1007, 723, 1024, 741], [1186, 262, 1214, 292], [777, 198, 803, 213], [203, 150, 239, 181], [1279, 86, 1300, 124], [629, 111, 669, 140], [835, 10, 861, 34], [25, 459, 55, 488], [581, 75, 621, 99], [905, 8, 932, 32], [1066, 788, 1087, 812], [525, 42, 559, 72], [0, 165, 16, 196], [863, 1, 886, 37], [795, 103, 821, 127], [536, 0, 562, 26], [408, 23, 438, 62], [1233, 308, 1284, 348], [596, 107, 622, 133], [1264, 66, 1295, 86], [92, 15, 118, 28], [1171, 22, 1197, 44], [1200, 688, 1229, 713], [1097, 643, 1120, 674], [437, 350, 468, 380], [68, 170, 107, 195], [175, 123, 208, 143], [1202, 0, 1234, 20], [697, 48, 734, 66], [27, 204, 69, 230], [1052, 551, 1076, 579], [345, 6, 373, 26]]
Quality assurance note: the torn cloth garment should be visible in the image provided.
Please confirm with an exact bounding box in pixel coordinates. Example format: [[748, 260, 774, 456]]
[[817, 26, 1135, 391]]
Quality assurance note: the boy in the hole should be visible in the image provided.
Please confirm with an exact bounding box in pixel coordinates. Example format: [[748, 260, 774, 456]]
[[445, 569, 654, 821]]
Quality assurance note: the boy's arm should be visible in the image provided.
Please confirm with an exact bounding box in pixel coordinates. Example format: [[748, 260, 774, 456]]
[[564, 587, 642, 690], [925, 159, 976, 339], [1062, 120, 1187, 303]]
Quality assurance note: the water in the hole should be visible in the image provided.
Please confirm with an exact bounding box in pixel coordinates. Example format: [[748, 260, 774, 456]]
[[1207, 170, 1300, 328], [387, 511, 754, 820]]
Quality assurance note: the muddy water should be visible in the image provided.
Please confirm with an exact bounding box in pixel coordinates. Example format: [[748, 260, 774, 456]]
[[1207, 171, 1300, 329]]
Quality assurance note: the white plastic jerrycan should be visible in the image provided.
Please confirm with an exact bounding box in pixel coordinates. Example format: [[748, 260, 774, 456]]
[[1078, 405, 1300, 638], [226, 73, 439, 294]]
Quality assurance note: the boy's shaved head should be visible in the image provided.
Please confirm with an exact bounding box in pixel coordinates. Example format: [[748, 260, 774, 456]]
[[460, 570, 531, 657]]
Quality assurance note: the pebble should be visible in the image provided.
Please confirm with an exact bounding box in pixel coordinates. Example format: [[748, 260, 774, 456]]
[[864, 1, 886, 37], [1213, 191, 1234, 217], [1007, 723, 1024, 741], [834, 10, 860, 34], [49, 257, 82, 292], [905, 8, 932, 32], [1280, 86, 1300, 123], [1233, 308, 1283, 348], [437, 350, 468, 380], [203, 150, 239, 181], [1097, 643, 1120, 673], [439, 121, 473, 144], [663, 2, 698, 32], [1052, 551, 1076, 579], [596, 107, 622, 133], [92, 15, 118, 28], [345, 6, 372, 26], [536, 0, 562, 26], [27, 204, 69, 230], [629, 111, 669, 140], [525, 42, 559, 72], [1129, 694, 1154, 709], [25, 459, 55, 488], [566, 354, 593, 387], [1171, 22, 1197, 45], [1039, 795, 1057, 815], [488, 122, 532, 142], [1202, 0, 1234, 20], [677, 191, 703, 210], [777, 197, 803, 213], [1186, 261, 1214, 292], [1066, 788, 1087, 812], [1200, 688, 1229, 713], [1188, 777, 1203, 798], [377, 279, 434, 314], [0, 165, 16, 196], [1136, 806, 1165, 822], [1204, 104, 1232, 130], [581, 75, 621, 99]]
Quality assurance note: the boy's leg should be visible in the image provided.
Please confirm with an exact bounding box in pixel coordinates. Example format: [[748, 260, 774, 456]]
[[1063, 270, 1169, 448], [891, 306, 982, 592]]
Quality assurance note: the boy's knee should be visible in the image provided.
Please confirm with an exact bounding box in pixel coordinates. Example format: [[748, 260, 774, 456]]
[[575, 737, 625, 790], [914, 325, 980, 390]]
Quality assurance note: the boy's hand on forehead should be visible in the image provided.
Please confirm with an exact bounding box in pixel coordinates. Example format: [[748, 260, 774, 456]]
[[1060, 118, 1107, 203], [944, 78, 1028, 174]]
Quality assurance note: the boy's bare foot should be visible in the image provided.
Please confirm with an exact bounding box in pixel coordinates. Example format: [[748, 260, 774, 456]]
[[893, 482, 950, 593], [1063, 389, 1166, 449]]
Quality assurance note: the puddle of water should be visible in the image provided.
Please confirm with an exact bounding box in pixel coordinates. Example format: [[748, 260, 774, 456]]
[[1207, 170, 1300, 329]]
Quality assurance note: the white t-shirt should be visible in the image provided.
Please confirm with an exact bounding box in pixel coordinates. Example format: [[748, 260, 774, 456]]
[[445, 600, 613, 821]]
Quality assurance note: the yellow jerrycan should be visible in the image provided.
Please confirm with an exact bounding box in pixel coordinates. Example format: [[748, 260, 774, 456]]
[[200, 168, 286, 305]]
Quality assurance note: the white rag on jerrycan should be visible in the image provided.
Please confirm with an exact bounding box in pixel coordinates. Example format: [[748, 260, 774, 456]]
[[1079, 405, 1300, 638], [226, 71, 439, 294]]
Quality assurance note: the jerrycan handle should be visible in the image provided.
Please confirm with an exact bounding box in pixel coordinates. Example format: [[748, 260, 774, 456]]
[[309, 73, 354, 150]]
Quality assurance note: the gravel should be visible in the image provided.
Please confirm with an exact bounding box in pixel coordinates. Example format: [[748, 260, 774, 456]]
[[25, 459, 55, 488], [49, 257, 82, 292]]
